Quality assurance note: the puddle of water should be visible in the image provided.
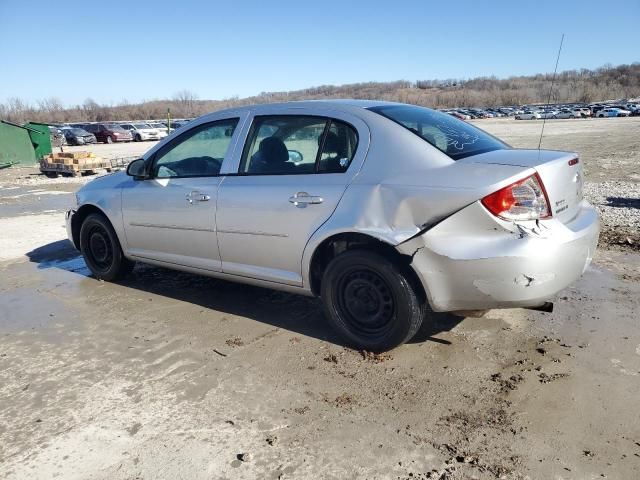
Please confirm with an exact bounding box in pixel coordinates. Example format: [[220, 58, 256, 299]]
[[37, 256, 91, 276]]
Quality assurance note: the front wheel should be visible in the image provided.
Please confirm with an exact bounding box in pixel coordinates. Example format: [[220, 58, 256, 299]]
[[321, 250, 426, 352], [80, 213, 135, 281], [106, 136, 113, 144]]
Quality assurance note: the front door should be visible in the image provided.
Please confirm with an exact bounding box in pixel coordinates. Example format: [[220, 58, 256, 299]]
[[121, 117, 240, 271], [217, 114, 360, 285]]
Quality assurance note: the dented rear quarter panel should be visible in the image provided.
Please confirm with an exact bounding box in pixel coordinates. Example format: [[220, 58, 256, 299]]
[[304, 108, 598, 310]]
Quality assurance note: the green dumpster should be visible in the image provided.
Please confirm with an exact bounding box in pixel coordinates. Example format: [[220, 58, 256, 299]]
[[24, 122, 53, 160], [0, 120, 38, 166]]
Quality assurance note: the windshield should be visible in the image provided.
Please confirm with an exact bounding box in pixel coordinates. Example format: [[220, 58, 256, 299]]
[[71, 128, 88, 135], [369, 104, 508, 160], [134, 123, 151, 129]]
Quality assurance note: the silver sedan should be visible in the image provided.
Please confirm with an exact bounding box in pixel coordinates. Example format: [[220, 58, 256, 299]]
[[66, 100, 599, 351]]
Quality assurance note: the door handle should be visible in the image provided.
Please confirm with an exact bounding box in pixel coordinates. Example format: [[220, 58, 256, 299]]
[[185, 191, 210, 204], [289, 191, 323, 208]]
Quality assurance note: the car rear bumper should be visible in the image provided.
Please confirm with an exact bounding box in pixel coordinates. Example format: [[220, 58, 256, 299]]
[[397, 200, 600, 312]]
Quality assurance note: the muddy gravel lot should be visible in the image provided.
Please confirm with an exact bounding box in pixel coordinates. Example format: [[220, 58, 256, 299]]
[[1, 118, 639, 479]]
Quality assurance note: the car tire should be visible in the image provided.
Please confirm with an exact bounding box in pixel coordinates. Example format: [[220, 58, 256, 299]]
[[106, 136, 113, 144], [135, 134, 142, 142], [80, 213, 135, 281], [321, 250, 426, 352]]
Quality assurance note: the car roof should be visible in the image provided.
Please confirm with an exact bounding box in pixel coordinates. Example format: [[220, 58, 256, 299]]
[[209, 99, 403, 117]]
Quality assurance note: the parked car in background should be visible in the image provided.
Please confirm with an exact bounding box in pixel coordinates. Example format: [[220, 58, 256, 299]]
[[119, 123, 160, 142], [169, 120, 192, 130], [596, 108, 630, 118], [574, 107, 591, 117], [61, 127, 97, 145], [82, 123, 133, 143], [446, 111, 468, 121], [453, 111, 472, 120], [48, 126, 66, 147], [630, 108, 640, 117], [149, 122, 171, 138], [66, 100, 599, 351], [515, 111, 541, 120], [553, 109, 581, 119], [538, 110, 559, 119]]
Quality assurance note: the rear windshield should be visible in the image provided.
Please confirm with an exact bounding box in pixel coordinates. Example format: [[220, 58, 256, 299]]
[[369, 104, 509, 160]]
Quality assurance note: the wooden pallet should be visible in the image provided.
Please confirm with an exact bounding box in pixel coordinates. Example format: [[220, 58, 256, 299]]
[[40, 151, 109, 177]]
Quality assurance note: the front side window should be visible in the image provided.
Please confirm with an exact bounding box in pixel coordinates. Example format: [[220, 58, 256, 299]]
[[369, 104, 508, 160], [240, 116, 358, 175], [153, 118, 239, 178]]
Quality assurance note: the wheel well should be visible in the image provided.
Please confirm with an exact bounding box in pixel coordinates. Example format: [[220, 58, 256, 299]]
[[71, 204, 108, 249], [309, 232, 422, 298]]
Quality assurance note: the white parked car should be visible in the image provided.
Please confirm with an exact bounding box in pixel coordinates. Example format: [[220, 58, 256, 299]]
[[573, 107, 591, 117], [120, 123, 161, 142], [553, 109, 582, 119], [515, 111, 541, 120], [538, 111, 559, 119], [149, 123, 171, 139]]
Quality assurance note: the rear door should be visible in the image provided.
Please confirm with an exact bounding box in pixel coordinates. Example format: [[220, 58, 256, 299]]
[[121, 117, 242, 271], [216, 110, 366, 286]]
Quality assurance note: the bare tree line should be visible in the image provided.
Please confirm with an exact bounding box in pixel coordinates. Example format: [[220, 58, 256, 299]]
[[1, 63, 638, 125]]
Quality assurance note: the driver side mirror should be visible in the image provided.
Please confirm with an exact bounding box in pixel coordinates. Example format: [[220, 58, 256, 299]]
[[126, 158, 148, 179]]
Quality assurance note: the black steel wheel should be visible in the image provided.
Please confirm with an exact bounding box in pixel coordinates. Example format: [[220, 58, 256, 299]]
[[336, 268, 395, 338], [321, 250, 426, 352], [80, 213, 134, 281]]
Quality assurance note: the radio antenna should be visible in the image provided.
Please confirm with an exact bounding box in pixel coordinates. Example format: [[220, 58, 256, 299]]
[[538, 33, 565, 150]]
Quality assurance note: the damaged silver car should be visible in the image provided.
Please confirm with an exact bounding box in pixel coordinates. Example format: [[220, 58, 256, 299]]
[[66, 101, 599, 351]]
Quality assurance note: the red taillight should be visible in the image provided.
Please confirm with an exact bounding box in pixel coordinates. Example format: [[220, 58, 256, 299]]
[[481, 173, 551, 221]]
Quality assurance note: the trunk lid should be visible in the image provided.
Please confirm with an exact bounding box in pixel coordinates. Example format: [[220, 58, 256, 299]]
[[458, 149, 584, 223]]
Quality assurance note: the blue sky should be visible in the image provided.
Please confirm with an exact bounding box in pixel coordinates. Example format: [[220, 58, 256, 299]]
[[1, 0, 638, 106]]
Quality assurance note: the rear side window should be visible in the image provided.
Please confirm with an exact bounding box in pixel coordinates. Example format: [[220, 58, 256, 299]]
[[239, 115, 358, 175], [318, 120, 358, 173], [369, 105, 508, 160]]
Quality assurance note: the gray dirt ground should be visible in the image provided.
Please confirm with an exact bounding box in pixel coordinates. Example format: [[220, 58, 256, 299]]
[[1, 118, 639, 479]]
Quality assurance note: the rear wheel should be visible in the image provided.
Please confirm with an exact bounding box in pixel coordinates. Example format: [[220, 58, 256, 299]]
[[80, 213, 134, 281], [321, 250, 425, 352]]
